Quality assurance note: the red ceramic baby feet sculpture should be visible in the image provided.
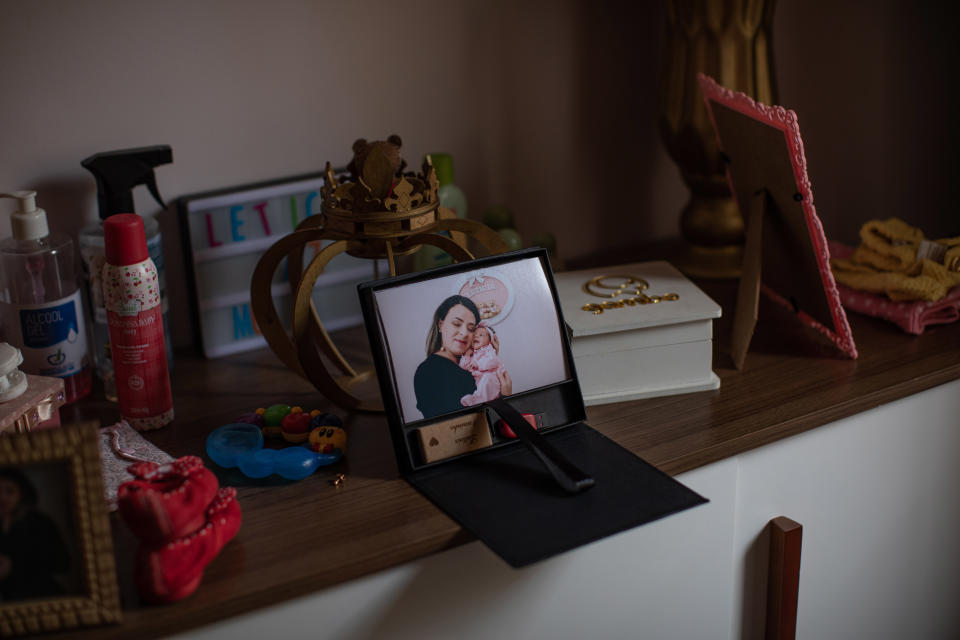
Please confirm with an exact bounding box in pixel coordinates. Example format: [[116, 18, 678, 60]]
[[118, 457, 242, 604], [118, 456, 219, 545], [134, 487, 242, 604]]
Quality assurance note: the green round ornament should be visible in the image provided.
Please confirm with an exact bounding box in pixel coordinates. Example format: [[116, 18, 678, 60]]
[[530, 231, 557, 255], [498, 228, 523, 251], [482, 204, 515, 231]]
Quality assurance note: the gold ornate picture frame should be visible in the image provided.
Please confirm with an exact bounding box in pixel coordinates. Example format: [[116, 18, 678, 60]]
[[0, 424, 121, 636]]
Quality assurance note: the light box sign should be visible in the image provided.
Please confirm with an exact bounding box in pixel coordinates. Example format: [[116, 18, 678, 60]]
[[178, 171, 382, 358]]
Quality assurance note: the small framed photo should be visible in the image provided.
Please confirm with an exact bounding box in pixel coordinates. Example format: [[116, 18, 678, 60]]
[[0, 424, 121, 636], [361, 249, 581, 472], [371, 253, 570, 424], [697, 72, 857, 363]]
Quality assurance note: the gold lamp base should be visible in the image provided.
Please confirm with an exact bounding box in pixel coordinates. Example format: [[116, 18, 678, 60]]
[[675, 188, 745, 279], [659, 0, 777, 281], [676, 244, 743, 280]]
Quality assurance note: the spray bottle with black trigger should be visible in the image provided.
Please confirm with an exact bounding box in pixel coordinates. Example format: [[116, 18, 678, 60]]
[[80, 145, 173, 401]]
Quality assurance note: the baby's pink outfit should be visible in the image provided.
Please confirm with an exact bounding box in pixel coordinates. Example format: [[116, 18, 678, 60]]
[[459, 344, 504, 407]]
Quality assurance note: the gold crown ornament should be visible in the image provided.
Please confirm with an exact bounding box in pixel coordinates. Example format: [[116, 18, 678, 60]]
[[249, 136, 509, 412]]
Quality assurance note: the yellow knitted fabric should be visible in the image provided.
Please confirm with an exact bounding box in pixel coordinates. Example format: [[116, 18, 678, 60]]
[[830, 218, 960, 302]]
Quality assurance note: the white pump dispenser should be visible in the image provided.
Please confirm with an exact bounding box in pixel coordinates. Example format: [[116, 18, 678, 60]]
[[0, 191, 50, 241]]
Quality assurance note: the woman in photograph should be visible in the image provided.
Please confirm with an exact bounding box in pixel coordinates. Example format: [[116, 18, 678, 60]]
[[0, 468, 71, 601], [414, 295, 512, 419]]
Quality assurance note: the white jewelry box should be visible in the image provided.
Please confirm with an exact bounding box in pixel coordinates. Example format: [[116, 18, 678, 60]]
[[554, 261, 721, 406]]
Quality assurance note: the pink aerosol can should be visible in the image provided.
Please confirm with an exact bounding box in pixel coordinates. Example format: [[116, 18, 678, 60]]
[[102, 214, 173, 430]]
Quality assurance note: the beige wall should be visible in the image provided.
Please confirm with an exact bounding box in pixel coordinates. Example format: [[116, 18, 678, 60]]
[[1, 0, 955, 347]]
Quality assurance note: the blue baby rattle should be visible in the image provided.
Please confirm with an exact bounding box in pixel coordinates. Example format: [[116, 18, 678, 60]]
[[206, 408, 346, 481]]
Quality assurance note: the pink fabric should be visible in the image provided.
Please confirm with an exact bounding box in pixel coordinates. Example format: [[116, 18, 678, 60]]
[[829, 241, 960, 335], [459, 344, 504, 407]]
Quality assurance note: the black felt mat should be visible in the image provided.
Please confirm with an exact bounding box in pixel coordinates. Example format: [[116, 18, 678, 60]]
[[408, 422, 708, 567]]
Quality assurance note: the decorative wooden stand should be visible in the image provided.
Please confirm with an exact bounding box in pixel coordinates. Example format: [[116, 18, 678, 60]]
[[250, 159, 509, 412]]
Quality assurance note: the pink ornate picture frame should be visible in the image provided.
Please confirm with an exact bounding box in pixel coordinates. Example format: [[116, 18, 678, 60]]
[[697, 73, 857, 362]]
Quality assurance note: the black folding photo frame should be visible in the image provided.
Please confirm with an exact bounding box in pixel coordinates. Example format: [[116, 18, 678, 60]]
[[359, 248, 707, 567]]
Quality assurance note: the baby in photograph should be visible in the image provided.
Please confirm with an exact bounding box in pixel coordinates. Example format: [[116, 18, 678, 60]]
[[459, 322, 505, 407]]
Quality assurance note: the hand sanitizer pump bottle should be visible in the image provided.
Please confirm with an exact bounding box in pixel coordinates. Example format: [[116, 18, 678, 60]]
[[0, 191, 91, 403]]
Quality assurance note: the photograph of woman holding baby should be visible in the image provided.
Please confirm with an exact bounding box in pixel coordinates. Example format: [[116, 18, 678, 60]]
[[371, 257, 569, 424], [414, 295, 513, 419]]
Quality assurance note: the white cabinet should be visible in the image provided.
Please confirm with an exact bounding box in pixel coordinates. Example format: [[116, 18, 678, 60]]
[[732, 378, 960, 639], [175, 379, 960, 640]]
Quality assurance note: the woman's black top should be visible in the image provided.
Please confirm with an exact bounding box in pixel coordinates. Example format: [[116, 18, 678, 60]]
[[414, 354, 477, 419], [0, 510, 70, 600]]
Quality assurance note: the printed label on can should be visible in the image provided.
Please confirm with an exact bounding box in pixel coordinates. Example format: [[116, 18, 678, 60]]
[[0, 289, 88, 378], [107, 305, 172, 422], [82, 231, 172, 378]]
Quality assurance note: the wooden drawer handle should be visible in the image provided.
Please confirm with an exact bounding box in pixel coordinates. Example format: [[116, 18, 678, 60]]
[[766, 516, 803, 640]]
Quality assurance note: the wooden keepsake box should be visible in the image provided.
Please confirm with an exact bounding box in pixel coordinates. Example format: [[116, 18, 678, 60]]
[[554, 261, 721, 406], [358, 248, 706, 567]]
